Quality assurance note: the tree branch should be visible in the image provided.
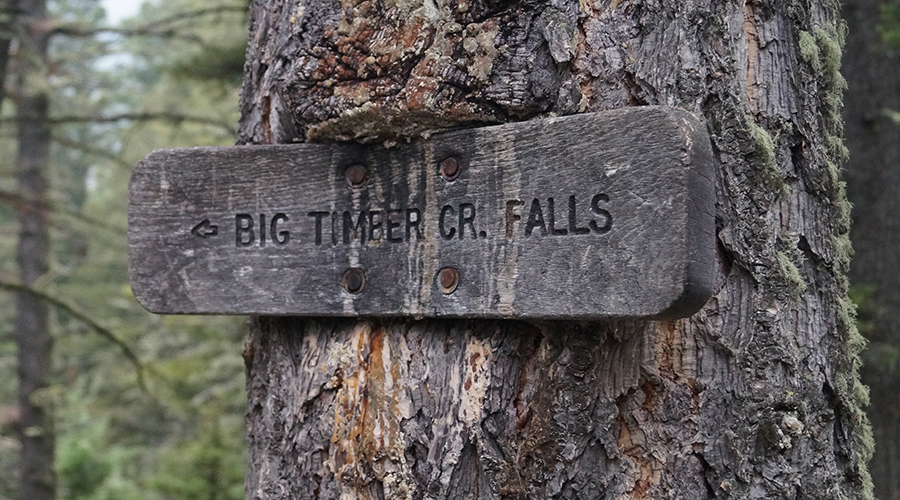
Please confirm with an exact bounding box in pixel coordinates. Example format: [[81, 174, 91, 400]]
[[48, 5, 247, 43], [0, 189, 127, 236], [10, 111, 236, 134], [121, 5, 247, 31], [49, 25, 205, 45], [0, 279, 148, 392], [51, 132, 131, 168]]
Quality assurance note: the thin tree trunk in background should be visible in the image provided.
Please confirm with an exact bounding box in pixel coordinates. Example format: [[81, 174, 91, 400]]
[[16, 95, 53, 500], [843, 0, 900, 498], [14, 0, 54, 498], [0, 0, 13, 114], [239, 0, 873, 498]]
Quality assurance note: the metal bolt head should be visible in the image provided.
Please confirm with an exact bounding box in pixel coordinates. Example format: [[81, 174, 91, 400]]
[[438, 267, 459, 294], [345, 164, 368, 188], [342, 268, 366, 294], [439, 156, 461, 181]]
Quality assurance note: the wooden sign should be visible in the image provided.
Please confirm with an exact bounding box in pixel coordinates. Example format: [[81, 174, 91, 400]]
[[128, 106, 715, 319]]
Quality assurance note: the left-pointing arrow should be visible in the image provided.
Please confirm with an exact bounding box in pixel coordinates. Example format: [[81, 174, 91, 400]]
[[191, 219, 219, 238]]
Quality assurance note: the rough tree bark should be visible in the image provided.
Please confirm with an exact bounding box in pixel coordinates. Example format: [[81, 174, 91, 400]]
[[842, 0, 900, 498], [13, 0, 54, 499], [238, 0, 873, 498]]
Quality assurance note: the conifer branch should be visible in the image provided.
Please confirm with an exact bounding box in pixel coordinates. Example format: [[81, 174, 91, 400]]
[[47, 5, 247, 43], [0, 189, 127, 236], [10, 112, 236, 134], [0, 280, 149, 392]]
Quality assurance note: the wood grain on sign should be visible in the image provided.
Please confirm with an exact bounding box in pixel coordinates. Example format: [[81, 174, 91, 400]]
[[128, 106, 715, 319]]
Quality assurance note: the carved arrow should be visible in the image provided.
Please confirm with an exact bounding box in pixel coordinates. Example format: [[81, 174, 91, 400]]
[[191, 219, 218, 238]]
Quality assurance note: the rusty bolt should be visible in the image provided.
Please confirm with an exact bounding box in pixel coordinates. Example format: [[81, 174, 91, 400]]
[[438, 267, 459, 294], [342, 268, 366, 295], [345, 164, 368, 188], [439, 156, 461, 181]]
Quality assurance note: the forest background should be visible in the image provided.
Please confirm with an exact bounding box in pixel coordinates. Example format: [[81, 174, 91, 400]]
[[2, 0, 900, 499], [1, 0, 249, 498]]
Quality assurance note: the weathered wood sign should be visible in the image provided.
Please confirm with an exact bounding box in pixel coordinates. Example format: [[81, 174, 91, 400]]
[[128, 106, 715, 319]]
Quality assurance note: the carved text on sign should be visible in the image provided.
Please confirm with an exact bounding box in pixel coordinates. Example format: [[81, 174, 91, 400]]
[[128, 107, 716, 319], [194, 194, 613, 249]]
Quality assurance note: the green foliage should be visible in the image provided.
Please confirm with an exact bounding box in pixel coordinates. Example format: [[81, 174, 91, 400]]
[[59, 433, 113, 499], [168, 42, 247, 85], [853, 283, 900, 378], [850, 283, 879, 338], [150, 412, 246, 500], [878, 3, 900, 48]]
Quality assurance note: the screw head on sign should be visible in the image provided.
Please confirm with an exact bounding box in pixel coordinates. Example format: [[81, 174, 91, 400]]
[[439, 156, 461, 181], [438, 267, 459, 294], [345, 164, 368, 188], [342, 268, 366, 295]]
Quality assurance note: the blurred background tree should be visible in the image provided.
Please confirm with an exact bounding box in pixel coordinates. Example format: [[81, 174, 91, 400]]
[[0, 0, 249, 499], [844, 0, 900, 497]]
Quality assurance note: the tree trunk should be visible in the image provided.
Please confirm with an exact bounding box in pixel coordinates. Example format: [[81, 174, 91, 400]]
[[842, 0, 900, 498], [0, 0, 14, 114], [14, 0, 54, 499], [238, 0, 873, 498]]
